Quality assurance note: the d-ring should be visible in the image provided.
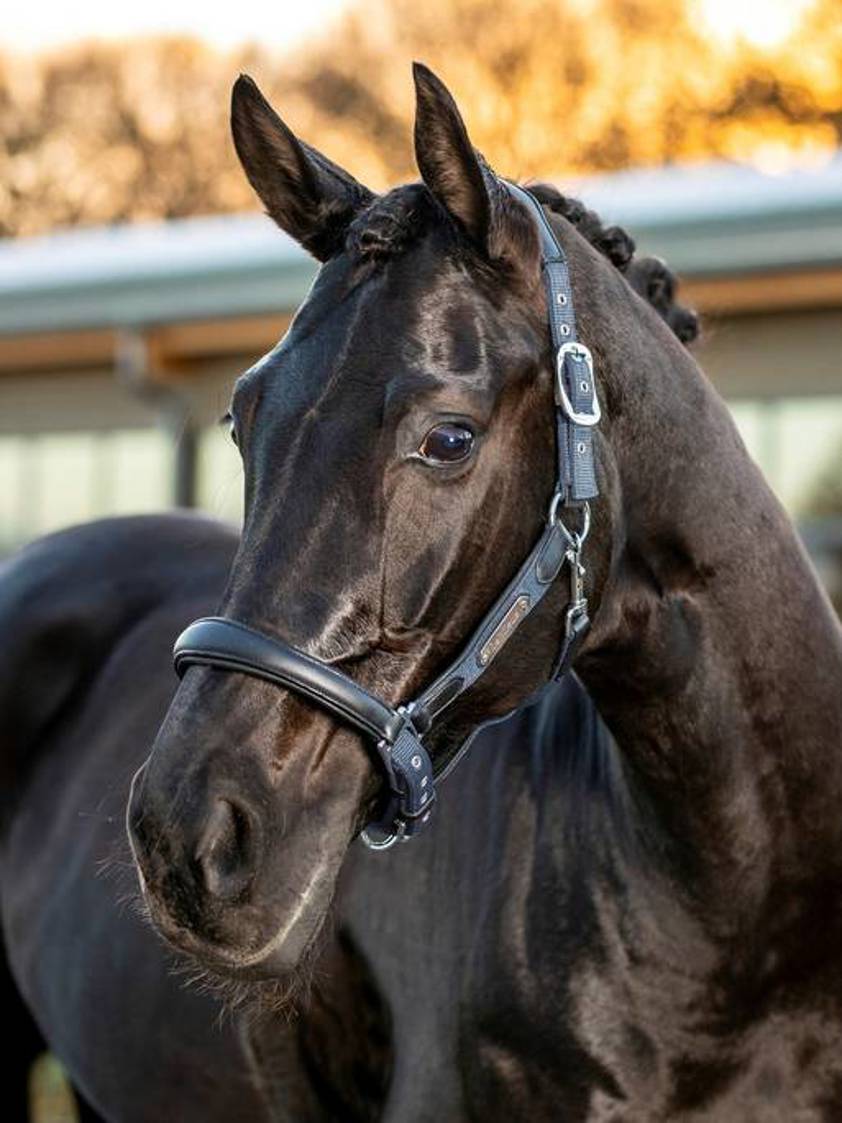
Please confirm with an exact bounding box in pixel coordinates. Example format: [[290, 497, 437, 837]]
[[548, 496, 591, 546], [360, 820, 406, 850]]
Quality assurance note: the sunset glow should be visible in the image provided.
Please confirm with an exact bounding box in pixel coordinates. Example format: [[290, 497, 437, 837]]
[[1, 0, 350, 52], [696, 0, 813, 49], [3, 0, 817, 54]]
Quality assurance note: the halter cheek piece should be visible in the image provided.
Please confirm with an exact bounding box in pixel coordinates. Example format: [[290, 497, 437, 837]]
[[173, 182, 601, 850]]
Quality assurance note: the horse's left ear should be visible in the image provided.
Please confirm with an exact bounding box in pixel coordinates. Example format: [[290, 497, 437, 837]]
[[412, 62, 538, 268], [231, 75, 375, 261]]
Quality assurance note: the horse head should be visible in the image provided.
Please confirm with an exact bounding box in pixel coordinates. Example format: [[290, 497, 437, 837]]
[[127, 64, 694, 985]]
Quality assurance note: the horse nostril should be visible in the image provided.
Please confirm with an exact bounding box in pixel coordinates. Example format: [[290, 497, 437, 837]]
[[194, 798, 257, 902]]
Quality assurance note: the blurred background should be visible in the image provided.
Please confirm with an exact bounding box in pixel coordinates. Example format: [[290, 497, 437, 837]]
[[1, 0, 841, 613]]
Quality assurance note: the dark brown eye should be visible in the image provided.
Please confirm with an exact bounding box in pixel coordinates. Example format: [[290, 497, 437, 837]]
[[418, 423, 475, 465]]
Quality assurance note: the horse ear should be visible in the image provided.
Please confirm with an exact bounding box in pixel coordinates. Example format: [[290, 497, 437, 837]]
[[412, 62, 538, 268], [231, 75, 375, 261]]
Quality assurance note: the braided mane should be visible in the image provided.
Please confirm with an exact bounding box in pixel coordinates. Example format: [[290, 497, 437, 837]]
[[347, 181, 699, 347], [526, 183, 699, 346]]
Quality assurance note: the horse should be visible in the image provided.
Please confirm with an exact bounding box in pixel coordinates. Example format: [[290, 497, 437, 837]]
[[3, 62, 842, 1121]]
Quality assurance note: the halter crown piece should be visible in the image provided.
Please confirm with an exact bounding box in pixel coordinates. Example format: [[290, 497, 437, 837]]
[[172, 182, 601, 850]]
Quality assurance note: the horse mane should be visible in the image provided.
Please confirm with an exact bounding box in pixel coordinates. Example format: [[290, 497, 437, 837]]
[[346, 181, 700, 347], [526, 183, 700, 346]]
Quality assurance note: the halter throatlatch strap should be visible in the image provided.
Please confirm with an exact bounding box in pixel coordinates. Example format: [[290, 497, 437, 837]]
[[171, 181, 600, 850]]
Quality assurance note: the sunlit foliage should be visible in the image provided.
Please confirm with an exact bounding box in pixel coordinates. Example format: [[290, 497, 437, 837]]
[[1, 0, 840, 236]]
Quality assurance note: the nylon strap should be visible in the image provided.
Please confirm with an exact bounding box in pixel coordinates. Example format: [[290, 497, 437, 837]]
[[505, 182, 599, 503]]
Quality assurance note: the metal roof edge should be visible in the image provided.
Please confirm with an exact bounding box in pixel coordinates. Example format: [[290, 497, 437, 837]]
[[2, 153, 841, 334]]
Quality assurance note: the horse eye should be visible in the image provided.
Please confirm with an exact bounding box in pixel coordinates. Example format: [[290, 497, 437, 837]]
[[418, 423, 475, 465]]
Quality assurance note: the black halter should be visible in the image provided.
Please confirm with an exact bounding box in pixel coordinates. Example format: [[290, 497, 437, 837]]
[[173, 183, 601, 849]]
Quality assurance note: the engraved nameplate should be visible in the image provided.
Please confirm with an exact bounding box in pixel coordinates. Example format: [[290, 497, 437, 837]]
[[477, 594, 531, 667]]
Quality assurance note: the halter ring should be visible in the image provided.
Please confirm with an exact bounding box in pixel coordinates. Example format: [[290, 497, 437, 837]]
[[360, 821, 406, 850], [548, 496, 591, 548]]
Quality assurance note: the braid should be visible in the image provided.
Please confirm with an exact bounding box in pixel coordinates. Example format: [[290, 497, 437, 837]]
[[526, 183, 699, 346]]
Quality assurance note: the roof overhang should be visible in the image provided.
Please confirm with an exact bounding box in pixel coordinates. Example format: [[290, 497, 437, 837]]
[[1, 153, 841, 372]]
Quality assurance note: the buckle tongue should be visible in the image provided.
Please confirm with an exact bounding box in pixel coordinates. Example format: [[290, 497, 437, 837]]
[[555, 342, 600, 427]]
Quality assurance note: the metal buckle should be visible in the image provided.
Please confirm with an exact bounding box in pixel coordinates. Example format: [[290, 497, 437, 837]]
[[360, 819, 407, 850], [555, 342, 600, 427]]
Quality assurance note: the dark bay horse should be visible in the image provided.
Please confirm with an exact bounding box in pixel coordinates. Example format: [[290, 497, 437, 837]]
[[3, 64, 842, 1121]]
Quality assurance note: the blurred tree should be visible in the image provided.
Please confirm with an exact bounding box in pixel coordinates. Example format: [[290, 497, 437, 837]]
[[288, 0, 719, 183], [0, 39, 258, 235], [1, 0, 841, 237]]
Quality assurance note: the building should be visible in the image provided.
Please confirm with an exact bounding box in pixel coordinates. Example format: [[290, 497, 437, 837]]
[[1, 155, 841, 596]]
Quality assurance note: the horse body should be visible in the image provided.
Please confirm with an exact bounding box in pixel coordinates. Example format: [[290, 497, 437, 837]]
[[6, 515, 841, 1122], [0, 513, 610, 1121], [0, 516, 273, 1120], [0, 513, 606, 1120], [347, 624, 842, 1121], [4, 62, 842, 1122], [5, 518, 841, 1123]]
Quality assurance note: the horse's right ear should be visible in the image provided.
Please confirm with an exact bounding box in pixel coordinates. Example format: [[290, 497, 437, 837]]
[[230, 75, 375, 261], [412, 62, 539, 271]]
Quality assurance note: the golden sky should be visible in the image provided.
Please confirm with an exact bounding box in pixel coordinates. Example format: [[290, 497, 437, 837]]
[[2, 0, 814, 53], [694, 0, 814, 48], [2, 0, 349, 52]]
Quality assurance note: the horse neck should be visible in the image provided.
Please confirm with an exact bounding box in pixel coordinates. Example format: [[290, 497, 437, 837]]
[[574, 272, 842, 917]]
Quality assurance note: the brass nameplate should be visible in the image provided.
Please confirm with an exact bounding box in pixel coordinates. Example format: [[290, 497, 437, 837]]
[[477, 594, 531, 667]]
